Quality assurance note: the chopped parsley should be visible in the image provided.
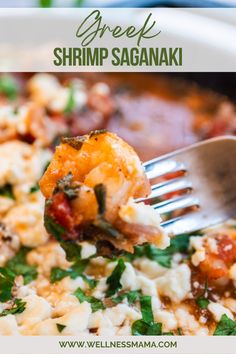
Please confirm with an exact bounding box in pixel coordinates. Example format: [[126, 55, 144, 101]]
[[94, 184, 106, 215], [61, 136, 86, 150], [132, 295, 173, 336], [54, 173, 80, 200], [0, 298, 26, 317], [39, 0, 53, 8], [196, 280, 209, 309], [93, 217, 122, 239], [0, 267, 15, 302], [50, 259, 97, 289], [50, 267, 69, 283], [29, 183, 40, 194], [0, 75, 18, 100], [89, 130, 107, 138], [196, 297, 209, 309], [106, 259, 126, 297], [213, 314, 236, 336], [44, 215, 66, 242], [64, 85, 76, 114], [6, 247, 38, 285], [125, 233, 190, 268], [112, 290, 140, 305], [60, 241, 82, 262], [140, 295, 154, 324], [0, 184, 15, 200], [74, 288, 105, 313], [56, 323, 66, 333], [93, 183, 123, 239]]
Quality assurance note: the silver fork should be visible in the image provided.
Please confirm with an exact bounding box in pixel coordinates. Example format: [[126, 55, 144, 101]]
[[140, 136, 236, 236]]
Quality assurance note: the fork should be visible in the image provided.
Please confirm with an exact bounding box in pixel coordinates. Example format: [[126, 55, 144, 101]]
[[139, 136, 236, 236]]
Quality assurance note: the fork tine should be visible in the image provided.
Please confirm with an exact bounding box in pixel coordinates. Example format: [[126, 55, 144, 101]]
[[161, 212, 203, 236], [137, 176, 192, 203], [153, 195, 199, 215], [143, 158, 186, 179]]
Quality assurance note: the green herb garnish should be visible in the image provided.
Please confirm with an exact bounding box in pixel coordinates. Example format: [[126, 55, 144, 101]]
[[94, 184, 106, 215], [89, 130, 107, 138], [112, 290, 140, 305], [93, 217, 122, 239], [64, 85, 76, 114], [0, 298, 26, 317], [0, 76, 18, 100], [177, 328, 183, 335], [131, 295, 173, 336], [30, 184, 40, 194], [125, 233, 190, 268], [106, 259, 126, 297], [0, 267, 15, 302], [93, 183, 123, 239], [140, 295, 154, 323], [50, 259, 97, 289], [56, 323, 66, 333], [6, 247, 38, 285], [39, 0, 53, 8], [0, 184, 15, 200], [61, 136, 86, 150], [44, 215, 66, 241], [196, 280, 209, 309], [55, 173, 80, 200], [214, 314, 236, 336], [132, 320, 163, 336], [74, 288, 105, 313], [60, 241, 82, 262], [196, 297, 209, 309]]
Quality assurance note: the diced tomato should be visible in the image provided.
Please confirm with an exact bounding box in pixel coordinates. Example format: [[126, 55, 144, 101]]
[[47, 192, 76, 239], [199, 235, 236, 280]]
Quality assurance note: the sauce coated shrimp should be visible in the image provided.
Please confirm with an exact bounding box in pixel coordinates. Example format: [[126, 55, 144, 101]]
[[39, 130, 169, 253]]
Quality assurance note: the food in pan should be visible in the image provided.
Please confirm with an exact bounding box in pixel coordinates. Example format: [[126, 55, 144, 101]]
[[0, 73, 236, 336]]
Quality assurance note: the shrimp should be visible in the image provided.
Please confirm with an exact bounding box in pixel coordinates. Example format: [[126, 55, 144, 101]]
[[39, 130, 168, 253]]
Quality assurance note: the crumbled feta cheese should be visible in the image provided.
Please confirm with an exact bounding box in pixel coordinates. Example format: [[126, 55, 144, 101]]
[[208, 302, 234, 322], [92, 82, 110, 96], [133, 258, 167, 279], [119, 198, 170, 249], [137, 275, 157, 297], [207, 237, 218, 254], [0, 315, 19, 335], [175, 307, 204, 335], [156, 264, 191, 303], [190, 236, 206, 266], [29, 303, 91, 335], [120, 263, 139, 291], [224, 298, 236, 314], [27, 241, 71, 276], [80, 242, 96, 259], [4, 202, 49, 248], [28, 73, 87, 113], [153, 309, 177, 331], [104, 304, 140, 327], [92, 278, 108, 300], [16, 295, 52, 327]]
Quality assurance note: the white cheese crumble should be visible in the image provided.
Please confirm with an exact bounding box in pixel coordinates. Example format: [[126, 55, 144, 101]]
[[156, 264, 191, 303], [28, 73, 87, 113], [80, 242, 96, 259], [190, 236, 206, 266], [119, 198, 170, 249], [208, 302, 234, 322], [0, 315, 19, 335]]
